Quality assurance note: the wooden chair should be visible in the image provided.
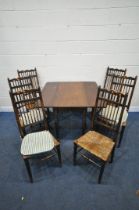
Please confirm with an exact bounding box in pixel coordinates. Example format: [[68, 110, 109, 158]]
[[9, 88, 62, 182], [17, 68, 40, 89], [8, 77, 33, 93], [103, 67, 127, 90], [110, 75, 138, 147], [16, 68, 50, 119], [8, 77, 45, 128], [73, 87, 128, 184]]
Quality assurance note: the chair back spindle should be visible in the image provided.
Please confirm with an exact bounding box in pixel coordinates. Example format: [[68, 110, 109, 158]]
[[17, 68, 40, 89], [9, 88, 48, 137], [103, 67, 127, 90], [111, 75, 137, 111], [8, 77, 33, 93], [92, 87, 128, 141]]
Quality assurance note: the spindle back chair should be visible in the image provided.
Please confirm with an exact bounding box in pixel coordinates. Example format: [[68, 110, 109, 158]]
[[9, 88, 62, 182], [17, 68, 40, 89], [103, 67, 127, 90], [73, 87, 128, 183]]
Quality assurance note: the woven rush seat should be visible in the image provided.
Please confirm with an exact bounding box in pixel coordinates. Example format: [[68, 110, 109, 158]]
[[21, 130, 58, 156], [74, 131, 115, 161]]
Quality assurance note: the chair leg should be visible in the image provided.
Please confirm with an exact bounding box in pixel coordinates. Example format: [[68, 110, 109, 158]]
[[24, 158, 33, 183], [56, 145, 62, 166], [54, 108, 59, 138], [98, 163, 105, 184], [20, 127, 26, 138], [109, 146, 116, 163], [117, 125, 126, 148], [73, 143, 77, 165]]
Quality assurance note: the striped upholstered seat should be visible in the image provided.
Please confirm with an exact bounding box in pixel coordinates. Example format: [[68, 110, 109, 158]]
[[21, 130, 55, 155]]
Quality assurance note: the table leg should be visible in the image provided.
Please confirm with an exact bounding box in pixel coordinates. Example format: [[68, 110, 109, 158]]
[[47, 108, 50, 127], [90, 108, 94, 129], [54, 108, 59, 138], [82, 108, 87, 134]]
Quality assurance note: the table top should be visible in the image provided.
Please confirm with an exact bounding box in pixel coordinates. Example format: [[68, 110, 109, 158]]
[[42, 82, 98, 108]]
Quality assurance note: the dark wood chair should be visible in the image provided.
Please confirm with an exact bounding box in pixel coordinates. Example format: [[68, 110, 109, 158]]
[[17, 68, 40, 89], [8, 77, 33, 93], [8, 76, 45, 128], [73, 87, 128, 184], [110, 75, 138, 147], [9, 88, 62, 182], [17, 68, 49, 116], [103, 67, 127, 90]]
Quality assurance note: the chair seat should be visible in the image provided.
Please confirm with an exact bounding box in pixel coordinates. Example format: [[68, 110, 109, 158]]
[[21, 130, 57, 156], [101, 105, 128, 125], [19, 108, 44, 127], [74, 131, 115, 161]]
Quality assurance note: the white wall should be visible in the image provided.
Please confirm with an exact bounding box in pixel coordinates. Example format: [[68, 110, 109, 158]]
[[0, 0, 139, 111]]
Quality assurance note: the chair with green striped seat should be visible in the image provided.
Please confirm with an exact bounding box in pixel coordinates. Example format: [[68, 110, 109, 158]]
[[9, 88, 62, 182]]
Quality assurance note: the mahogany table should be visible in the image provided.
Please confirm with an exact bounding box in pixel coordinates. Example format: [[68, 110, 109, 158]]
[[42, 82, 98, 136]]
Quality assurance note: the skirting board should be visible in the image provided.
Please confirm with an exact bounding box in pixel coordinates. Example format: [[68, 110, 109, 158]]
[[0, 106, 139, 112], [0, 106, 13, 112], [129, 106, 139, 112]]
